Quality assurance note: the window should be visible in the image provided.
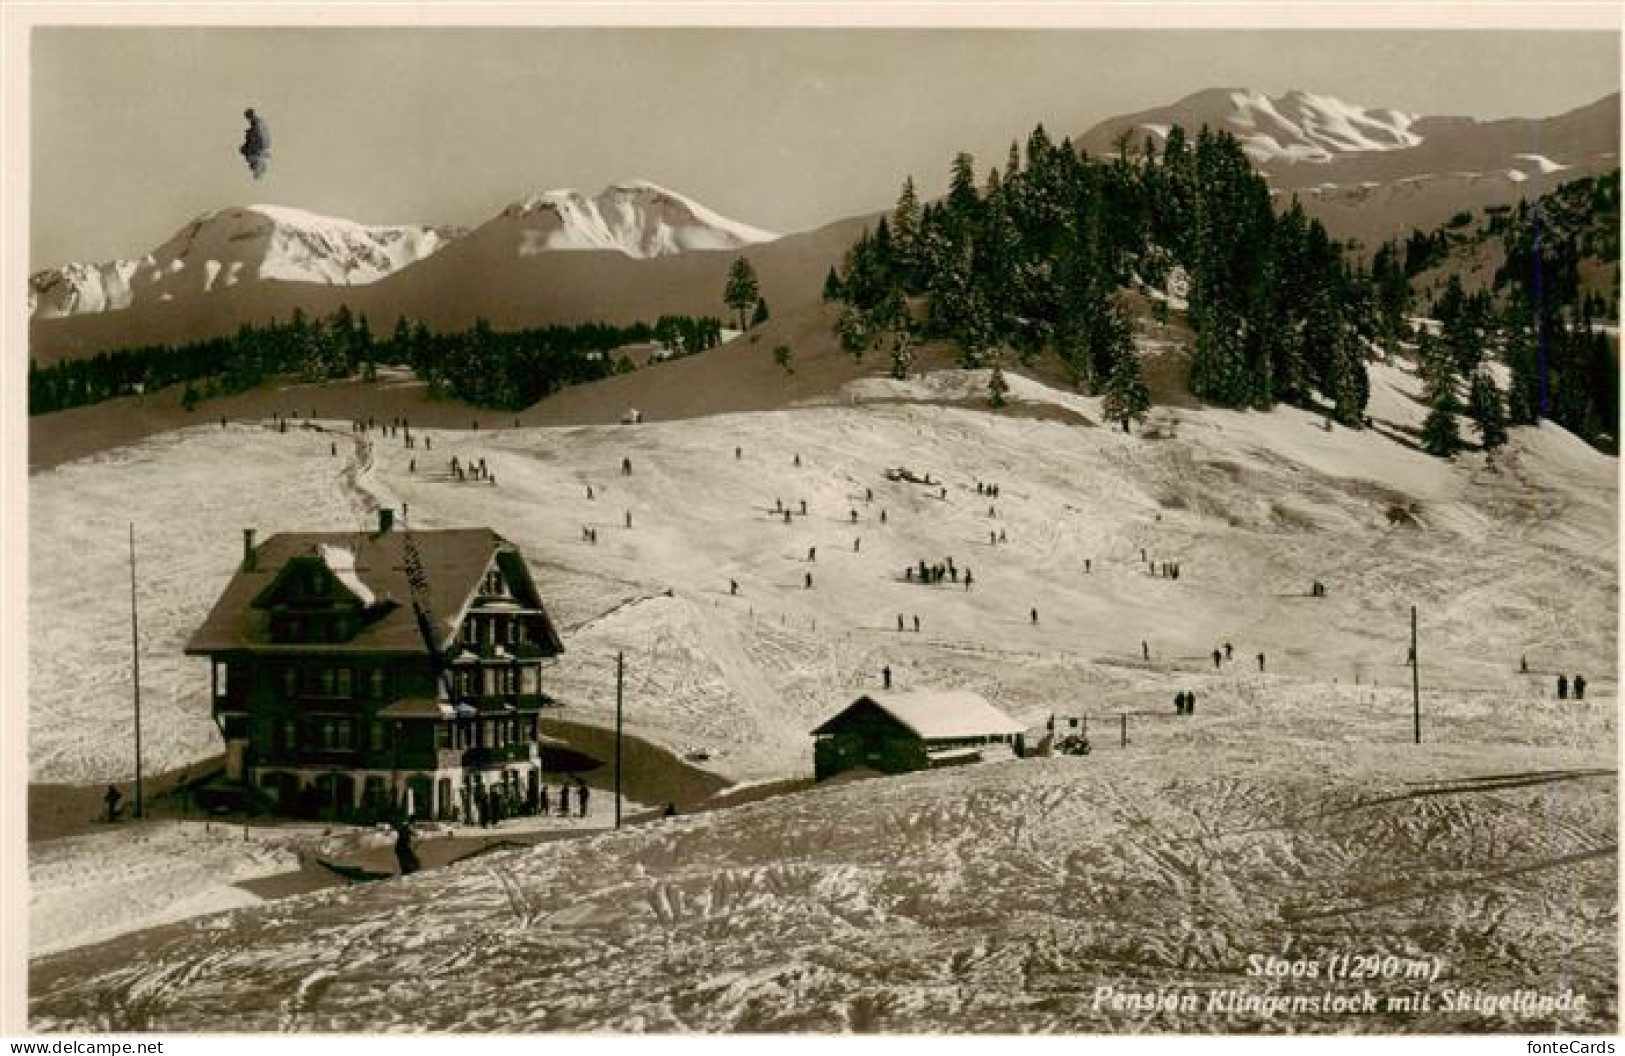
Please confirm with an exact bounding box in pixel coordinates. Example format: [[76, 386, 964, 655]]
[[461, 619, 476, 645], [336, 668, 352, 698], [369, 668, 386, 699], [436, 725, 451, 750], [370, 722, 387, 752], [215, 662, 230, 696], [282, 720, 298, 751], [505, 619, 518, 645], [321, 719, 336, 750], [320, 668, 337, 696], [521, 667, 538, 695]]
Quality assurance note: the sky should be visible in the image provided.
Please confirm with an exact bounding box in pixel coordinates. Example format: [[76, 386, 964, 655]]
[[30, 27, 1621, 269]]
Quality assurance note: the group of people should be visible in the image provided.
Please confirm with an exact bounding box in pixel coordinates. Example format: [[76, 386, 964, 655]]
[[906, 557, 970, 588], [448, 455, 494, 484], [1173, 690, 1198, 715], [1556, 673, 1589, 700], [1309, 580, 1328, 598], [975, 481, 1002, 499], [472, 776, 591, 828]]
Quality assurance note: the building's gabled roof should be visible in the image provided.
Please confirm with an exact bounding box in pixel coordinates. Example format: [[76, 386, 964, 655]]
[[185, 528, 564, 656], [811, 690, 1026, 741]]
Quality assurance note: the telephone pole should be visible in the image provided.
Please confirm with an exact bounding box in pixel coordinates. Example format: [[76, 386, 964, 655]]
[[614, 652, 624, 829], [1411, 604, 1421, 745], [129, 524, 144, 819]]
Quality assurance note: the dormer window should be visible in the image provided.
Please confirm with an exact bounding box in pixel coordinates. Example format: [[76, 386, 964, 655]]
[[482, 569, 505, 596]]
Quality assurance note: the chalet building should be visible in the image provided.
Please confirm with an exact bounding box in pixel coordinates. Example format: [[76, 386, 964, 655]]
[[185, 510, 564, 821], [810, 690, 1027, 781]]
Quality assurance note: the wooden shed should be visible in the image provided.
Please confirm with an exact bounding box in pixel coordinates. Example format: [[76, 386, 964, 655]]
[[810, 690, 1027, 781]]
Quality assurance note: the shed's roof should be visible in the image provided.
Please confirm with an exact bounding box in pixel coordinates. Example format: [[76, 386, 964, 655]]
[[812, 690, 1026, 740]]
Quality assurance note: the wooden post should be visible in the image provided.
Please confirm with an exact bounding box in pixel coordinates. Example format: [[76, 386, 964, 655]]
[[129, 524, 144, 820], [614, 652, 624, 830], [1411, 605, 1421, 745], [1120, 713, 1127, 748]]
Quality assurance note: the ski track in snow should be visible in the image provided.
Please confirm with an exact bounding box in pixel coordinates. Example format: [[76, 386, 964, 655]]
[[27, 364, 1617, 1030]]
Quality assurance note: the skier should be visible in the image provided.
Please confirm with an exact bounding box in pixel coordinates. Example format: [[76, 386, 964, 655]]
[[1030, 607, 1039, 625], [964, 569, 973, 590], [735, 446, 742, 459], [1142, 640, 1150, 661], [898, 614, 905, 632], [794, 454, 801, 467], [587, 485, 594, 499], [621, 457, 632, 476], [1519, 654, 1529, 674], [1257, 652, 1266, 672], [854, 538, 861, 553], [103, 784, 123, 823], [1212, 649, 1222, 670], [880, 510, 887, 524], [538, 785, 549, 817], [913, 615, 920, 633], [1186, 691, 1196, 716], [804, 571, 813, 589], [1085, 559, 1091, 573], [1224, 642, 1233, 661], [1557, 674, 1569, 700], [625, 510, 632, 529], [575, 779, 589, 818], [808, 546, 817, 562], [1174, 692, 1184, 716], [998, 529, 1007, 543], [730, 579, 739, 596], [850, 509, 858, 524], [882, 665, 892, 690], [1574, 674, 1587, 700]]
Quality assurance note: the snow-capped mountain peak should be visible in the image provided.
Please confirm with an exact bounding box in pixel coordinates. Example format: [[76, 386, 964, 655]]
[[30, 205, 461, 320], [495, 180, 779, 259]]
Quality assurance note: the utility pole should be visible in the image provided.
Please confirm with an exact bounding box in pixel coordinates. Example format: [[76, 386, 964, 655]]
[[614, 652, 624, 829], [1411, 604, 1421, 745], [129, 524, 144, 819]]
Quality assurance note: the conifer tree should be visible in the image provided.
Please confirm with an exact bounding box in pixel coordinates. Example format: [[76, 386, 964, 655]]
[[723, 257, 761, 331], [988, 359, 1009, 408], [1102, 347, 1151, 432], [1467, 369, 1509, 451], [1421, 361, 1465, 458], [751, 298, 770, 328]]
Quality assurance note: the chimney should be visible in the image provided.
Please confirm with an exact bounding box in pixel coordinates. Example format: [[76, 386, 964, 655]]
[[377, 508, 394, 535], [242, 528, 257, 571]]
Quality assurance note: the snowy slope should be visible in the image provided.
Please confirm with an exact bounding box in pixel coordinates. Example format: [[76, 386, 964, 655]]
[[1223, 89, 1421, 164], [28, 205, 461, 320], [27, 363, 1616, 785], [25, 367, 1617, 1027], [486, 180, 779, 259], [30, 734, 1616, 1032]]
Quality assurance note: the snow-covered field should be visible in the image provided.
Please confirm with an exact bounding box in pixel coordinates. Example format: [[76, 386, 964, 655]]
[[26, 362, 1617, 1029]]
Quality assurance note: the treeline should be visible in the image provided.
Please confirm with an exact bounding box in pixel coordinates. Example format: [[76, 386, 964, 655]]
[[29, 308, 724, 416], [826, 124, 1378, 429], [1406, 170, 1618, 455]]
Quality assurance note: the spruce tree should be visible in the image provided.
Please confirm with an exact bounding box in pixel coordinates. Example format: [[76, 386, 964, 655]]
[[1467, 370, 1509, 450], [822, 266, 844, 302], [1102, 347, 1151, 432], [723, 257, 761, 331], [1421, 372, 1464, 458], [988, 360, 1009, 408], [751, 298, 770, 328]]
